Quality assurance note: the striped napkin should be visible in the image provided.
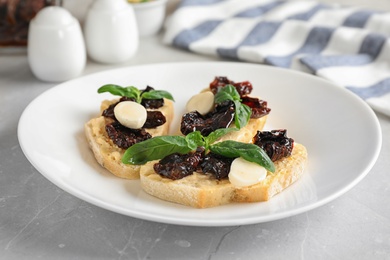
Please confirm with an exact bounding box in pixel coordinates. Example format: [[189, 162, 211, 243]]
[[164, 0, 390, 116]]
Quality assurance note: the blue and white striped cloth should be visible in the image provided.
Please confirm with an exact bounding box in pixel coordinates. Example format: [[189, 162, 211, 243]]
[[163, 0, 390, 116]]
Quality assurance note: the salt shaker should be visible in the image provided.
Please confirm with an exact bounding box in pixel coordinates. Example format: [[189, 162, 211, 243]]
[[84, 0, 139, 64], [28, 6, 86, 82]]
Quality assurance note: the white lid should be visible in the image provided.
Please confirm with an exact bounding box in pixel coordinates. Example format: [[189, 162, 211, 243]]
[[32, 6, 75, 28]]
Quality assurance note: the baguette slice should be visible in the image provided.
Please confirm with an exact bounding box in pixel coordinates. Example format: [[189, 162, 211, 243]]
[[140, 143, 307, 208], [85, 98, 174, 179]]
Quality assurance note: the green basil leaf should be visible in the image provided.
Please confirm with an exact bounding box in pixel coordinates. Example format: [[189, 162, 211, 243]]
[[142, 90, 175, 101], [214, 85, 250, 129], [214, 90, 232, 104], [205, 128, 239, 148], [125, 86, 142, 102], [234, 101, 251, 129], [214, 85, 240, 103], [122, 136, 192, 165], [210, 140, 275, 172], [98, 84, 128, 96], [98, 84, 141, 101], [185, 131, 205, 150]]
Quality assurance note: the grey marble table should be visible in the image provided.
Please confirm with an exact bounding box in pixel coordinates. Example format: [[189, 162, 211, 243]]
[[1, 3, 390, 258]]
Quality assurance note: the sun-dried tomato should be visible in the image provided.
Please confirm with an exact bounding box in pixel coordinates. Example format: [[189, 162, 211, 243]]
[[209, 76, 253, 96], [209, 76, 234, 94], [154, 148, 204, 180], [232, 81, 253, 97], [199, 152, 233, 180], [102, 102, 117, 119], [180, 100, 235, 136], [253, 130, 294, 161], [154, 148, 235, 180], [141, 86, 165, 109], [143, 111, 166, 128], [105, 121, 152, 149], [241, 96, 271, 118]]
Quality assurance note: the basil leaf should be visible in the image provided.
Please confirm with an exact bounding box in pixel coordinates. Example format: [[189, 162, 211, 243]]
[[125, 86, 142, 102], [214, 85, 250, 129], [142, 90, 175, 101], [98, 84, 141, 101], [214, 85, 240, 103], [98, 84, 128, 96], [210, 140, 275, 172], [122, 136, 192, 165], [205, 128, 238, 147], [234, 101, 251, 129], [185, 131, 204, 150]]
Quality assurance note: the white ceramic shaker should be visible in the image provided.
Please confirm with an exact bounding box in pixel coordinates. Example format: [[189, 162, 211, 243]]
[[28, 6, 86, 82], [84, 0, 139, 64]]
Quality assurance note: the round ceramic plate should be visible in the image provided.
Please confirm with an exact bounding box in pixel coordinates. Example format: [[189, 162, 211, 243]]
[[18, 62, 381, 226]]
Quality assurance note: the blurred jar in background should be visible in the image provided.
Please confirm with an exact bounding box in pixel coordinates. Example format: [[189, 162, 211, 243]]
[[0, 0, 62, 50]]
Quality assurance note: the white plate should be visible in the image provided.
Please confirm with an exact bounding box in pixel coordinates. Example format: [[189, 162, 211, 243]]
[[18, 62, 381, 226]]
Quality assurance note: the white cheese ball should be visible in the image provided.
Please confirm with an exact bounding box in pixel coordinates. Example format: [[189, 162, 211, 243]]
[[186, 91, 214, 115], [114, 101, 147, 129], [228, 157, 267, 187]]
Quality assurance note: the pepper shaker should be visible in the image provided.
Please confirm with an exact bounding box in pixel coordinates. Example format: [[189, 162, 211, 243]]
[[28, 6, 86, 82], [84, 0, 139, 64]]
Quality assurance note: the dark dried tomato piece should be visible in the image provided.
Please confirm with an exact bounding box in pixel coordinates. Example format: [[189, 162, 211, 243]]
[[209, 76, 234, 94], [180, 100, 235, 136], [241, 96, 271, 119], [209, 76, 252, 96], [143, 111, 166, 128], [141, 86, 165, 109], [180, 111, 204, 135], [199, 152, 233, 180], [140, 85, 154, 94], [232, 81, 252, 97], [154, 148, 204, 180], [141, 98, 164, 109], [102, 102, 116, 119], [105, 121, 152, 149], [120, 96, 136, 102], [253, 130, 294, 161]]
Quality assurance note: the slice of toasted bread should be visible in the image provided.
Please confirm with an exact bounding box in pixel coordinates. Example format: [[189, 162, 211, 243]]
[[85, 98, 174, 179], [139, 143, 307, 208]]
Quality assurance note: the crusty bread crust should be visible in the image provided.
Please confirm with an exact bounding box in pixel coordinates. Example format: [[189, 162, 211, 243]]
[[140, 143, 308, 208], [85, 99, 174, 179]]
